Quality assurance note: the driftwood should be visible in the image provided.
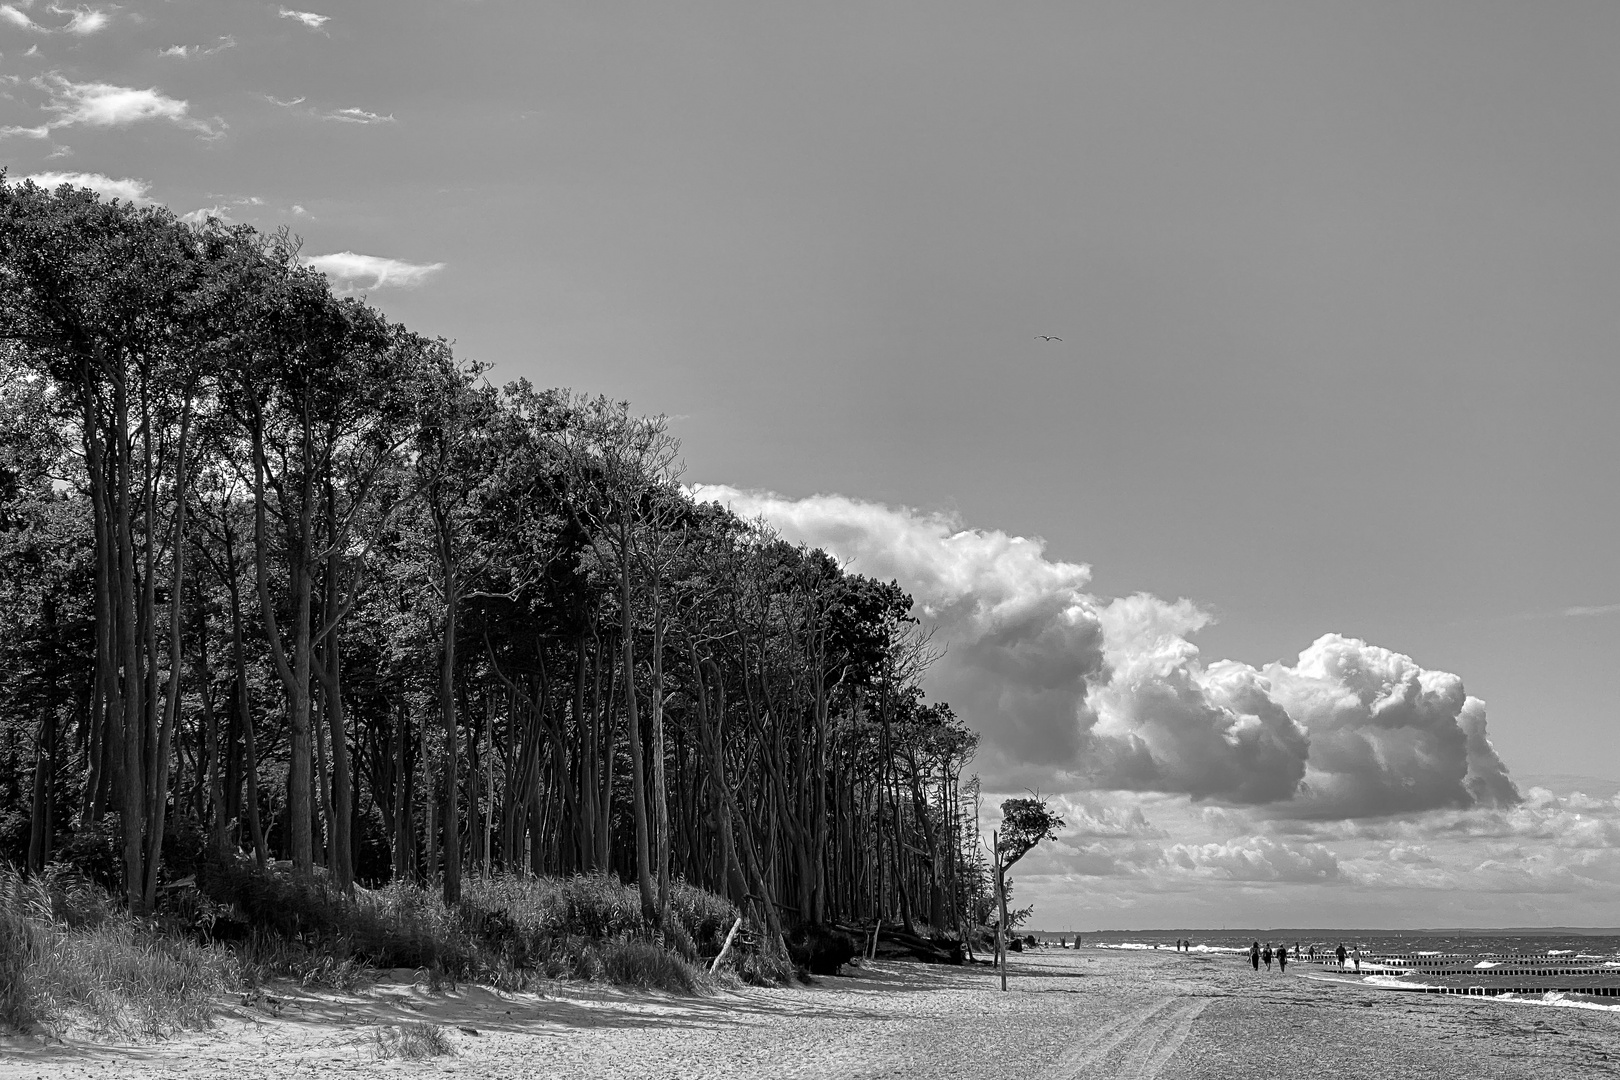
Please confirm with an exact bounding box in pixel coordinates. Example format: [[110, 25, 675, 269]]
[[837, 924, 964, 966], [710, 916, 744, 974]]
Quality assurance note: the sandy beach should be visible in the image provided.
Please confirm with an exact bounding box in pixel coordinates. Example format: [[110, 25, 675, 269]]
[[4, 949, 1617, 1079]]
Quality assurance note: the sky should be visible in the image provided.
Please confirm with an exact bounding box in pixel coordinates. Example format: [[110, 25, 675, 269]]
[[4, 1, 1618, 929]]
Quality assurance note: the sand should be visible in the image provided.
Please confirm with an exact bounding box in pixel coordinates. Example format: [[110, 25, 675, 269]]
[[4, 949, 1618, 1079]]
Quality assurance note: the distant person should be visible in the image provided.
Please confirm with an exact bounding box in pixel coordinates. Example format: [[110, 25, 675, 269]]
[[1336, 943, 1347, 969], [1309, 945, 1316, 960], [1263, 944, 1273, 971], [1353, 948, 1361, 974], [1278, 944, 1288, 973], [1251, 941, 1261, 971]]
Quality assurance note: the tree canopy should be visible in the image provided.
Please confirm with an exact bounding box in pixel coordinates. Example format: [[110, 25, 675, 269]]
[[0, 176, 1016, 946]]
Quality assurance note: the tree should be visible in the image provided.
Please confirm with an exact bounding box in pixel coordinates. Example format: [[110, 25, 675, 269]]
[[991, 795, 1064, 991], [0, 175, 1008, 961]]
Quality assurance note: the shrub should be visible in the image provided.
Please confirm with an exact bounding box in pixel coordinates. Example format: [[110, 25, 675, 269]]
[[598, 938, 702, 993], [786, 925, 859, 976], [372, 1022, 454, 1060], [734, 941, 795, 986]]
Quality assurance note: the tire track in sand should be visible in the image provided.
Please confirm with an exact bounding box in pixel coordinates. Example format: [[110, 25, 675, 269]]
[[1044, 995, 1208, 1079], [1113, 996, 1209, 1078]]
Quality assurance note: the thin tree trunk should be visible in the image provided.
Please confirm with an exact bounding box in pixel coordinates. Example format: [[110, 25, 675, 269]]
[[224, 523, 267, 869], [437, 519, 461, 905], [618, 548, 656, 924]]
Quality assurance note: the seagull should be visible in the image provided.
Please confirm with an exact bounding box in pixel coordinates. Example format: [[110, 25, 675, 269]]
[[1035, 335, 1062, 342]]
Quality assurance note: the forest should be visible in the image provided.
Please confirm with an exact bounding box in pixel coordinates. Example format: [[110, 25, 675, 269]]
[[0, 176, 1011, 958]]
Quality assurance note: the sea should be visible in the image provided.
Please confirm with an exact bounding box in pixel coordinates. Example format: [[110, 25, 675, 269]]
[[1028, 929, 1620, 1005]]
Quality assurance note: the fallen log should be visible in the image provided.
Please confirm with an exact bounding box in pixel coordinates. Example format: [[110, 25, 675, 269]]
[[834, 924, 965, 965]]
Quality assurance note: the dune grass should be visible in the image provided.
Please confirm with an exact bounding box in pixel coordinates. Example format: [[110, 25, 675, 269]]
[[0, 865, 237, 1038], [372, 1021, 455, 1060], [2, 860, 788, 1039]]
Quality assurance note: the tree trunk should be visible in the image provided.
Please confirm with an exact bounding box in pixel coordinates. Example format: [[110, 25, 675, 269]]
[[438, 530, 461, 905], [618, 550, 656, 924], [224, 526, 267, 869], [649, 581, 670, 928], [112, 373, 147, 913]]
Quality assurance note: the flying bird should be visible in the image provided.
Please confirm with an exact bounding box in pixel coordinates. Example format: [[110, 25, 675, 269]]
[[1035, 335, 1062, 342]]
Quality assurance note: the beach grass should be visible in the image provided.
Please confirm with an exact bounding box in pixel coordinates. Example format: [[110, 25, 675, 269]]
[[2, 859, 784, 1038], [371, 1021, 455, 1060], [0, 864, 238, 1038]]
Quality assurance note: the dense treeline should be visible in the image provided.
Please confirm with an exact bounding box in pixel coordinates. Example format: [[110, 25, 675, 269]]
[[0, 177, 997, 949]]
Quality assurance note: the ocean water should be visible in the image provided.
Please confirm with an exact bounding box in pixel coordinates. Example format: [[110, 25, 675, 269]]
[[1029, 929, 1620, 1003], [1045, 928, 1620, 959]]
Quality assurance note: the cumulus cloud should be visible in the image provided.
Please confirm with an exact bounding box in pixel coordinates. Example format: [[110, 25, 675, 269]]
[[1170, 836, 1341, 883], [1262, 637, 1518, 818], [302, 251, 445, 290], [1089, 595, 1309, 803], [691, 486, 1520, 820], [690, 487, 1107, 772], [278, 7, 328, 29], [3, 75, 220, 138], [22, 170, 151, 204]]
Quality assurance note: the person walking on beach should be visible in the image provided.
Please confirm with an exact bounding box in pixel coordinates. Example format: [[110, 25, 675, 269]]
[[1335, 943, 1347, 969], [1251, 941, 1261, 971], [1277, 944, 1288, 973], [1263, 944, 1273, 971], [1353, 948, 1361, 974]]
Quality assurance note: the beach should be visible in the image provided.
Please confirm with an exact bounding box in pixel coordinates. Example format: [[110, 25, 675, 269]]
[[4, 948, 1617, 1079]]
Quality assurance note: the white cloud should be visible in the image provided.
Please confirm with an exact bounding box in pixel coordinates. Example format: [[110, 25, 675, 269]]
[[179, 205, 232, 227], [2, 75, 221, 139], [0, 4, 109, 33], [22, 170, 151, 204], [1563, 603, 1620, 618], [324, 107, 393, 124], [58, 6, 108, 34], [265, 96, 393, 125], [278, 7, 328, 29], [691, 487, 1520, 819], [0, 5, 44, 31], [302, 251, 445, 290], [1169, 836, 1341, 883], [163, 36, 235, 58]]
